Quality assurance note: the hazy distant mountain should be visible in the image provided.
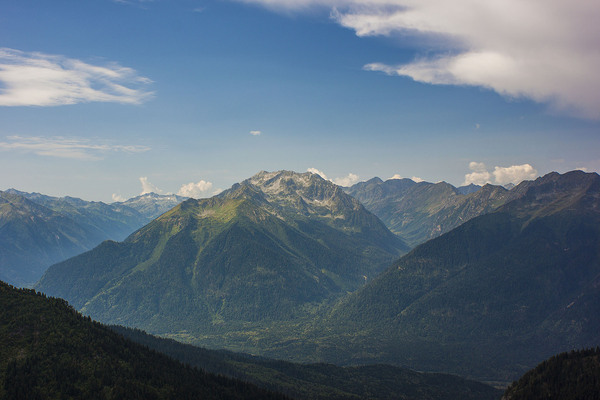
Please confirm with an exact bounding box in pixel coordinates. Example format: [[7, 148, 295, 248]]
[[0, 191, 93, 287], [1, 189, 186, 287], [114, 192, 188, 220], [6, 189, 148, 242], [299, 170, 600, 381], [0, 281, 286, 400], [345, 177, 515, 247], [456, 183, 482, 195], [36, 171, 407, 336]]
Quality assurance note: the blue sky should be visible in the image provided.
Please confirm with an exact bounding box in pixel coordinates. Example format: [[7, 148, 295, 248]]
[[1, 0, 599, 201]]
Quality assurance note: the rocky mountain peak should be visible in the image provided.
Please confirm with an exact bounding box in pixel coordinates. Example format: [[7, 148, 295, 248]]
[[221, 170, 361, 219]]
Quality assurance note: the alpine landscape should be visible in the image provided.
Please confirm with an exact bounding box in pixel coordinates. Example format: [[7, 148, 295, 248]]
[[2, 0, 600, 398]]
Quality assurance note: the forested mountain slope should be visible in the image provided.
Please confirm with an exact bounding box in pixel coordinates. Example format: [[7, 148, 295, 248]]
[[268, 171, 600, 382], [503, 348, 600, 400], [0, 280, 287, 400], [113, 325, 502, 400]]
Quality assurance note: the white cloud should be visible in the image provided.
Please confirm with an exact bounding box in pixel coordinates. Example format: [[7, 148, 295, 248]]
[[250, 130, 261, 136], [463, 161, 493, 185], [463, 161, 538, 186], [139, 177, 162, 195], [493, 164, 538, 185], [388, 174, 403, 180], [112, 193, 126, 202], [0, 135, 150, 160], [307, 167, 329, 180], [576, 167, 589, 172], [235, 0, 600, 119], [0, 48, 153, 106], [333, 173, 359, 187], [177, 180, 214, 198]]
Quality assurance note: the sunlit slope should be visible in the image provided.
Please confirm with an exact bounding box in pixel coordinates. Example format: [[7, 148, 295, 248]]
[[37, 171, 407, 334]]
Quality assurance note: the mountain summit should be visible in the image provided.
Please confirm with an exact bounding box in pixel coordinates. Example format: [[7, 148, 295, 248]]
[[37, 170, 407, 337]]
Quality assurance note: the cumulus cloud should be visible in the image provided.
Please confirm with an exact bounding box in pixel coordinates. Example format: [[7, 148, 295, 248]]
[[463, 161, 493, 186], [463, 161, 538, 186], [177, 180, 214, 198], [493, 164, 538, 185], [235, 0, 600, 119], [0, 48, 153, 106], [333, 173, 359, 187], [0, 135, 150, 160], [250, 130, 261, 136], [388, 173, 424, 182], [307, 168, 360, 186], [139, 177, 162, 195]]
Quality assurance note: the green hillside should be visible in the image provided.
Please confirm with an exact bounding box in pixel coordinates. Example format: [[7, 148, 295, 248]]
[[36, 171, 407, 340], [0, 280, 287, 400]]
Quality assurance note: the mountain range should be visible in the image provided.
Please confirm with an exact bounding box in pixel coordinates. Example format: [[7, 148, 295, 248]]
[[27, 169, 600, 385], [263, 170, 600, 381], [36, 171, 408, 335], [345, 177, 515, 247], [0, 190, 185, 287]]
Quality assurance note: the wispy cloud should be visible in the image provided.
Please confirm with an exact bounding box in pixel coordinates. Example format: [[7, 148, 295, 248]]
[[307, 167, 329, 180], [112, 193, 126, 202], [463, 161, 537, 186], [0, 48, 153, 106], [0, 135, 150, 160], [235, 0, 600, 119], [139, 177, 162, 195], [250, 130, 262, 136]]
